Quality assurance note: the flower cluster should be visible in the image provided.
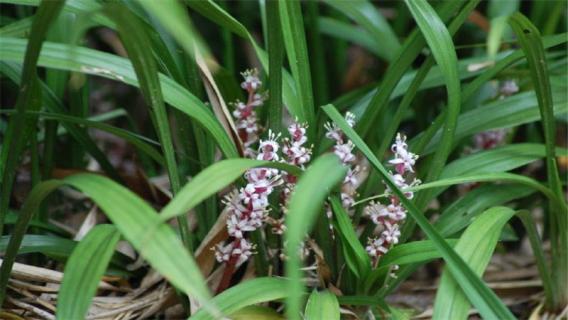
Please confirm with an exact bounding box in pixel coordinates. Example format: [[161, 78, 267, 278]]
[[215, 132, 282, 266], [499, 79, 519, 98], [365, 133, 420, 263], [472, 128, 509, 151], [217, 72, 313, 266], [267, 121, 313, 235], [325, 112, 360, 211], [464, 79, 517, 157], [232, 69, 267, 157]]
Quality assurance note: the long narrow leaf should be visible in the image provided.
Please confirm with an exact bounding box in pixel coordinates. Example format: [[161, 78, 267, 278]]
[[279, 0, 316, 135], [304, 290, 340, 320], [57, 225, 121, 320], [104, 3, 191, 248], [160, 159, 301, 221], [191, 278, 290, 320], [0, 175, 220, 316], [323, 104, 515, 319], [0, 0, 65, 236], [0, 37, 238, 158], [509, 13, 566, 306], [433, 207, 515, 320], [284, 154, 346, 320], [403, 0, 461, 201]]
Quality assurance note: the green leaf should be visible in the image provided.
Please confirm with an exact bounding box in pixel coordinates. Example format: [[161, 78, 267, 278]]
[[0, 180, 63, 304], [104, 3, 190, 249], [32, 111, 165, 165], [424, 144, 568, 201], [440, 144, 568, 179], [487, 15, 510, 58], [363, 239, 458, 293], [410, 172, 565, 212], [184, 0, 302, 120], [419, 91, 568, 155], [433, 207, 515, 320], [0, 234, 73, 259], [57, 225, 121, 320], [304, 290, 340, 320], [0, 37, 238, 159], [435, 184, 535, 236], [0, 61, 124, 180], [0, 0, 65, 237], [509, 12, 566, 306], [330, 196, 371, 279], [516, 211, 555, 308], [229, 306, 284, 320], [279, 0, 316, 134], [318, 17, 380, 57], [0, 175, 220, 316], [135, 0, 208, 59], [403, 0, 461, 202], [0, 234, 131, 266], [356, 0, 470, 138], [380, 239, 459, 267], [160, 159, 302, 221], [4, 211, 68, 235], [266, 0, 284, 133], [322, 0, 400, 61], [284, 154, 346, 320], [323, 104, 515, 320], [191, 278, 289, 320]]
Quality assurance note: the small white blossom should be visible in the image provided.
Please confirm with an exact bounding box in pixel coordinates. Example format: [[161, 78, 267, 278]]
[[257, 131, 281, 161], [473, 129, 508, 151], [365, 132, 420, 260], [366, 237, 389, 257], [381, 222, 401, 244], [345, 112, 356, 127], [389, 133, 418, 174], [324, 122, 342, 142], [334, 141, 356, 164], [499, 80, 519, 97], [241, 69, 262, 91]]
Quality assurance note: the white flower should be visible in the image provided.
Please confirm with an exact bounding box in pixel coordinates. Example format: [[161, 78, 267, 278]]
[[366, 237, 389, 257], [345, 112, 356, 127], [341, 192, 355, 208], [214, 242, 234, 263], [500, 80, 519, 97], [389, 133, 418, 174], [324, 122, 342, 142], [227, 214, 256, 238], [334, 141, 356, 164], [257, 130, 281, 161], [233, 239, 255, 266], [386, 203, 406, 221], [365, 201, 389, 225], [287, 122, 308, 145], [473, 129, 508, 151], [381, 222, 401, 244], [241, 69, 262, 91], [214, 238, 256, 266], [344, 166, 359, 187]]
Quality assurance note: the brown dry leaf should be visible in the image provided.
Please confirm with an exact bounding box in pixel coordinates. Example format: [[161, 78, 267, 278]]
[[195, 209, 230, 277], [307, 239, 332, 286], [74, 205, 99, 241], [468, 9, 490, 32], [194, 45, 244, 156], [0, 259, 118, 291]]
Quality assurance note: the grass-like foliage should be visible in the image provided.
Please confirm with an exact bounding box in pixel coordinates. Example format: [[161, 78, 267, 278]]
[[0, 0, 566, 319]]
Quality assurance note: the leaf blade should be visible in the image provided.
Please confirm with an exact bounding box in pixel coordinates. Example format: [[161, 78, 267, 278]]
[[57, 225, 121, 320]]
